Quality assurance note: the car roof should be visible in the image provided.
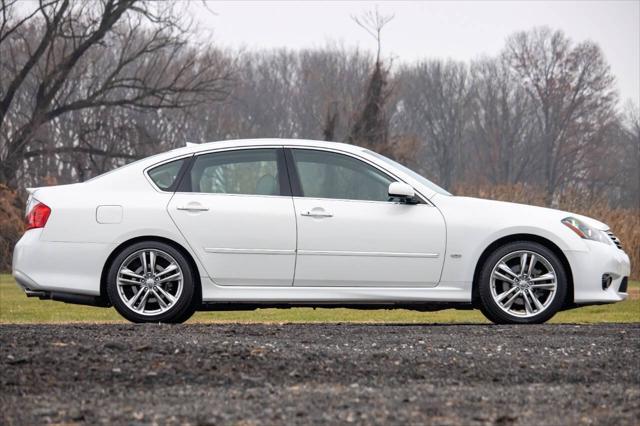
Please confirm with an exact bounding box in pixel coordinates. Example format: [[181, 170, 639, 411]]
[[88, 138, 439, 200], [180, 138, 365, 155], [93, 139, 368, 183]]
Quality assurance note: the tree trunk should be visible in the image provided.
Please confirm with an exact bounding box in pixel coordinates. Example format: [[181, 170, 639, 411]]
[[0, 153, 20, 189]]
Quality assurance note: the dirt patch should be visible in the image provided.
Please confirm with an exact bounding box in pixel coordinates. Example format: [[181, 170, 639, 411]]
[[1, 324, 639, 425]]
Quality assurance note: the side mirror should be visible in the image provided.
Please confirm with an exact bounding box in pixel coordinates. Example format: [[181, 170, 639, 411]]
[[388, 182, 417, 203]]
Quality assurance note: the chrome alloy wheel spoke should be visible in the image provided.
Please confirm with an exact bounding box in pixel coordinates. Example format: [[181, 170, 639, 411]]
[[157, 273, 182, 284], [151, 289, 168, 309], [155, 263, 178, 278], [495, 286, 519, 303], [527, 254, 537, 276], [531, 283, 556, 289], [530, 272, 555, 283], [140, 252, 148, 275], [497, 263, 519, 278], [502, 289, 521, 310], [490, 250, 557, 318], [118, 277, 143, 286], [493, 271, 515, 284], [527, 288, 545, 311], [137, 287, 151, 312], [120, 268, 144, 280], [117, 249, 184, 316], [149, 251, 156, 274], [521, 290, 534, 315], [155, 285, 177, 304], [520, 252, 528, 275], [127, 287, 147, 309]]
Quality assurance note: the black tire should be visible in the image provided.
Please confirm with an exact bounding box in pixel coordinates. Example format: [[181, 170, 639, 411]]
[[477, 241, 567, 324], [106, 241, 198, 323], [166, 285, 200, 324]]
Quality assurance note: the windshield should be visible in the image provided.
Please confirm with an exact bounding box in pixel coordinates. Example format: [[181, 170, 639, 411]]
[[364, 149, 452, 196]]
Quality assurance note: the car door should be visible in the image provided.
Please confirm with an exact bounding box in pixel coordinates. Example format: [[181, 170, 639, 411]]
[[287, 148, 446, 287], [167, 147, 297, 286]]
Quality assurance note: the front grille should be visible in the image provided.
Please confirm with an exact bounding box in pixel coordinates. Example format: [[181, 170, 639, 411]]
[[619, 277, 628, 293], [606, 230, 623, 250]]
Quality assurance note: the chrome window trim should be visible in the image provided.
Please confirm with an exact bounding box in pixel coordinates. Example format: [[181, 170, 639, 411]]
[[144, 144, 432, 205]]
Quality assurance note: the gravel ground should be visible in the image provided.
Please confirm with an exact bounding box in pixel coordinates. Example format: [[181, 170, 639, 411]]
[[1, 323, 639, 425]]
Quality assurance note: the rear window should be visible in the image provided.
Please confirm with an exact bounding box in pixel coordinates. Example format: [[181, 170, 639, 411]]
[[148, 158, 186, 191]]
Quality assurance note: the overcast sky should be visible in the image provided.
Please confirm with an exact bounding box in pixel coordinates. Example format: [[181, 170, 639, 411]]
[[187, 0, 640, 108]]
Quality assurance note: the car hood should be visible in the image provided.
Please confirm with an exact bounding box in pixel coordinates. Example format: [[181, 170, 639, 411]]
[[435, 195, 609, 230]]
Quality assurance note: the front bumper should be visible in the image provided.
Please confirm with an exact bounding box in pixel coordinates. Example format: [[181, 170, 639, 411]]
[[566, 239, 631, 304]]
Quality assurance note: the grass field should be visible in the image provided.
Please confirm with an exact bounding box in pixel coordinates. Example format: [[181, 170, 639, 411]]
[[1, 274, 638, 324]]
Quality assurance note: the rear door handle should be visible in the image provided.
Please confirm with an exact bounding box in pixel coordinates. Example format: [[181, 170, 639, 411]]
[[177, 205, 209, 212], [301, 210, 333, 218]]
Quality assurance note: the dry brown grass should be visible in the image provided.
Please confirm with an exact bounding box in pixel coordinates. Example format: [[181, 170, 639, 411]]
[[454, 183, 639, 279], [0, 185, 24, 272]]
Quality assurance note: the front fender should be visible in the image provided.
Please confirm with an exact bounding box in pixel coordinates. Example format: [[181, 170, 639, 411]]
[[480, 224, 588, 254], [439, 223, 587, 286]]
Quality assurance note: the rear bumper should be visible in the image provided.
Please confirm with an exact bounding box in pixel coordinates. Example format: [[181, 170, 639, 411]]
[[566, 240, 631, 304], [12, 229, 111, 296]]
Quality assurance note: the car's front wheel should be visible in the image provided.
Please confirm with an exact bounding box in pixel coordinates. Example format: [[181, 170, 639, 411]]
[[478, 241, 567, 324], [107, 241, 197, 323]]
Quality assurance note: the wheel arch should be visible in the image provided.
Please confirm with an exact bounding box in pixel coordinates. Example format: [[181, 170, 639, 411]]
[[471, 233, 574, 308], [99, 236, 202, 306]]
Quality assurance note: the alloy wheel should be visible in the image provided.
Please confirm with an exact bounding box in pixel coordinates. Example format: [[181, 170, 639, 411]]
[[116, 249, 184, 316], [489, 250, 558, 318]]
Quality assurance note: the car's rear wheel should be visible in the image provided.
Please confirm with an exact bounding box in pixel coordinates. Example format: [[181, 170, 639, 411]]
[[107, 241, 197, 323], [478, 241, 567, 324]]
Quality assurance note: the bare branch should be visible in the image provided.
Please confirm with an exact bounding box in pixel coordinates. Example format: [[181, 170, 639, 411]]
[[352, 6, 394, 63]]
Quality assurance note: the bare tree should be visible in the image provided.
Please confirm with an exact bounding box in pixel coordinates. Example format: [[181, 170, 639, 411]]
[[349, 8, 394, 148], [349, 60, 392, 148], [351, 6, 394, 64], [612, 103, 640, 209], [172, 46, 370, 146], [296, 45, 370, 142], [395, 60, 471, 189], [468, 57, 536, 185], [0, 0, 233, 188], [504, 27, 618, 204], [322, 102, 339, 141]]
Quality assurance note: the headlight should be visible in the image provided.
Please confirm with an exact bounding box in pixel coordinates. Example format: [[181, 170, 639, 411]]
[[561, 217, 611, 245]]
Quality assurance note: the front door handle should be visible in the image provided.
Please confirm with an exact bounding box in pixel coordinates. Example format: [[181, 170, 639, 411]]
[[177, 205, 209, 212], [301, 209, 333, 218]]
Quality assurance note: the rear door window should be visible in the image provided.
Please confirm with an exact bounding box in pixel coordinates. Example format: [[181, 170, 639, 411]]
[[189, 149, 283, 196]]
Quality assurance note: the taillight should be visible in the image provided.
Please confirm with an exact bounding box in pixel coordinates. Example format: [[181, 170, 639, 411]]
[[26, 202, 51, 230]]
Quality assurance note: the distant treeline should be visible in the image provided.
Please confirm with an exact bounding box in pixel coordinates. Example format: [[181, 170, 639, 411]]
[[0, 1, 638, 210]]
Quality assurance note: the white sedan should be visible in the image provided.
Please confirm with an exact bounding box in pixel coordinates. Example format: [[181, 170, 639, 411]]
[[12, 139, 631, 324]]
